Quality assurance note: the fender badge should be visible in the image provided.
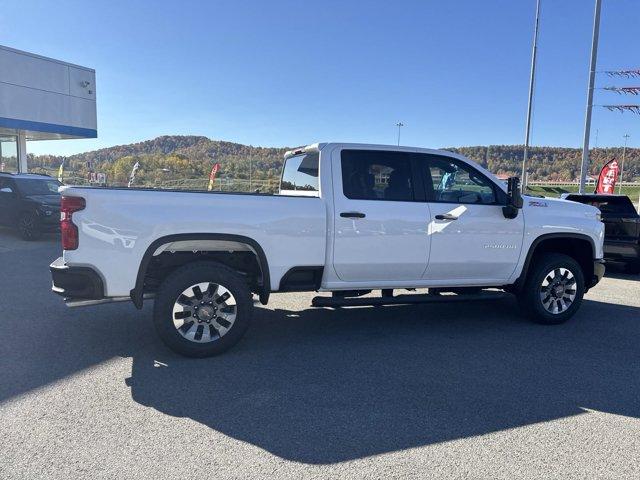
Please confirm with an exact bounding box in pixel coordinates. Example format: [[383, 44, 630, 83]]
[[528, 200, 548, 207], [484, 244, 517, 249]]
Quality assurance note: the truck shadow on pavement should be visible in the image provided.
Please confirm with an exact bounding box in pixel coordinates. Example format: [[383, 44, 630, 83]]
[[1, 234, 639, 465], [126, 297, 640, 464]]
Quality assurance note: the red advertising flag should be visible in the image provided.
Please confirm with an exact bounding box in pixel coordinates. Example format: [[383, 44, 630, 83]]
[[595, 159, 620, 194], [207, 163, 221, 191]]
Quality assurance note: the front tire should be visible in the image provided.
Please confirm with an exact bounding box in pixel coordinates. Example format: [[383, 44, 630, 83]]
[[517, 253, 585, 325], [153, 262, 253, 357], [18, 212, 42, 241]]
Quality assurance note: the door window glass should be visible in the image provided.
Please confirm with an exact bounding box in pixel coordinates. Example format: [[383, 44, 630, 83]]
[[15, 178, 62, 195], [0, 178, 14, 193], [280, 152, 319, 194], [426, 157, 496, 204], [341, 150, 414, 201]]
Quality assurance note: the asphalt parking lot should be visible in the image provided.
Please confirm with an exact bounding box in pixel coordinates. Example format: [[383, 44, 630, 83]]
[[1, 228, 639, 479]]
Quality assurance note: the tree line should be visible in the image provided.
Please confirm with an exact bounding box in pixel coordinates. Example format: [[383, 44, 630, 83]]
[[27, 136, 640, 190]]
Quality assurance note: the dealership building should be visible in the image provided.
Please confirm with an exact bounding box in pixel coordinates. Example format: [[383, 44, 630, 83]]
[[0, 45, 96, 172]]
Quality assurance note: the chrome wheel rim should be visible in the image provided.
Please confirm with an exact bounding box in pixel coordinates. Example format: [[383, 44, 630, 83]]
[[172, 282, 237, 343], [539, 268, 577, 314]]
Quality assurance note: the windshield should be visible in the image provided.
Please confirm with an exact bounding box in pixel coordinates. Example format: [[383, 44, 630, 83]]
[[15, 178, 62, 196]]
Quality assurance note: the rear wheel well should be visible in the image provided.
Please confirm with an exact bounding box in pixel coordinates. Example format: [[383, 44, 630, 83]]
[[145, 250, 262, 293], [520, 236, 594, 289], [132, 235, 270, 308]]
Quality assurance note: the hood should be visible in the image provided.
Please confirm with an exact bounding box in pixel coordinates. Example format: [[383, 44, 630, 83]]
[[523, 195, 600, 218], [26, 195, 61, 207]]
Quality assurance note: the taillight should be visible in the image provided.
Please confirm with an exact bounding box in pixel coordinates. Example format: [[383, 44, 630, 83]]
[[60, 196, 85, 250]]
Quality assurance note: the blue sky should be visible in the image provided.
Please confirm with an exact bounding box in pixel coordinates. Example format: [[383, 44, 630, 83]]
[[2, 0, 639, 155]]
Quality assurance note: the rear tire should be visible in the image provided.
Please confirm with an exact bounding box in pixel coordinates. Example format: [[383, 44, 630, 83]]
[[18, 212, 42, 241], [153, 262, 253, 357], [517, 253, 585, 325]]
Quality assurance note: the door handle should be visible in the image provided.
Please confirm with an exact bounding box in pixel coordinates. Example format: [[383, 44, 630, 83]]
[[435, 213, 458, 221], [340, 211, 366, 218]]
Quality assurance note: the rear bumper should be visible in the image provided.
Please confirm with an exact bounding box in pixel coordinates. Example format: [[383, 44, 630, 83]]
[[50, 257, 104, 299], [587, 259, 606, 289]]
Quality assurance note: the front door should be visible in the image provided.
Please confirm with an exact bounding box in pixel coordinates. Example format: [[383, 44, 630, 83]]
[[332, 149, 430, 282], [0, 178, 18, 225], [420, 155, 524, 283]]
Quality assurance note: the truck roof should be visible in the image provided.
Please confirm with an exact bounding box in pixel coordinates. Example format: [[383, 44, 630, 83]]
[[561, 193, 629, 199], [285, 142, 462, 159], [0, 172, 54, 180], [284, 142, 506, 192]]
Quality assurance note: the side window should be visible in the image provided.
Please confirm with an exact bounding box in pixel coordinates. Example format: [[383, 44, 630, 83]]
[[0, 178, 14, 193], [591, 198, 637, 217], [341, 150, 414, 201], [280, 152, 319, 194], [425, 157, 496, 204]]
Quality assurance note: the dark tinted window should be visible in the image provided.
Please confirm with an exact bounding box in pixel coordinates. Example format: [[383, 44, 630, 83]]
[[341, 150, 414, 201], [0, 178, 14, 192], [280, 152, 319, 193], [15, 178, 61, 195], [424, 157, 496, 204], [566, 195, 638, 217]]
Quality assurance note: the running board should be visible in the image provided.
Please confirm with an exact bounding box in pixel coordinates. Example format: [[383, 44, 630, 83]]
[[65, 293, 155, 308], [311, 291, 509, 308]]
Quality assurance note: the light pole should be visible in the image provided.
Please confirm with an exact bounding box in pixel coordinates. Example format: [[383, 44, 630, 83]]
[[521, 0, 541, 190], [578, 0, 603, 194], [618, 134, 630, 194], [396, 122, 404, 146]]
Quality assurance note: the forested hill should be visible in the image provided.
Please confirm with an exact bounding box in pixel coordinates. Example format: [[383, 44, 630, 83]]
[[28, 136, 640, 184], [448, 145, 639, 182], [30, 135, 290, 186], [65, 136, 288, 165]]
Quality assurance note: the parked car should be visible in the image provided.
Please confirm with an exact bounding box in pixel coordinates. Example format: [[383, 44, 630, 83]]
[[0, 173, 61, 240], [50, 143, 605, 357], [563, 193, 640, 273]]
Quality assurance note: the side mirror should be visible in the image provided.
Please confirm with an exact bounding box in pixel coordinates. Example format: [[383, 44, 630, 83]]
[[502, 176, 523, 219]]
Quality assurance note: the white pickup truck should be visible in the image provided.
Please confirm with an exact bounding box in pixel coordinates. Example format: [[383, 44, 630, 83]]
[[50, 143, 605, 357]]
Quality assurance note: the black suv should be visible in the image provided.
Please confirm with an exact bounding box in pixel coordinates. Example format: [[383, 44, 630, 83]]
[[0, 173, 62, 240], [564, 193, 640, 274]]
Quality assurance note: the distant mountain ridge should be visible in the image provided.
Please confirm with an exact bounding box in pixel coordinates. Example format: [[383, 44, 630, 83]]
[[29, 135, 640, 182], [63, 135, 288, 165]]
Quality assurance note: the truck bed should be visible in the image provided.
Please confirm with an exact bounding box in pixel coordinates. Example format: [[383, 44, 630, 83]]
[[60, 186, 327, 297]]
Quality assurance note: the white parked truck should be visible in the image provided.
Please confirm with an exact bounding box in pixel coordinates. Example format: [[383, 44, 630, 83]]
[[50, 143, 605, 357]]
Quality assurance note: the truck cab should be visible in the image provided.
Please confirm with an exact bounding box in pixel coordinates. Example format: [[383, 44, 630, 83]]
[[280, 144, 602, 290]]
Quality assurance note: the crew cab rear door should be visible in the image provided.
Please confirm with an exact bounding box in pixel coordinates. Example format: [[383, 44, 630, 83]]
[[419, 154, 524, 283], [331, 148, 430, 282]]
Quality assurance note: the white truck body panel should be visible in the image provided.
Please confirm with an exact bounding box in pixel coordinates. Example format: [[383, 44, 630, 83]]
[[59, 142, 604, 299], [61, 188, 326, 296]]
